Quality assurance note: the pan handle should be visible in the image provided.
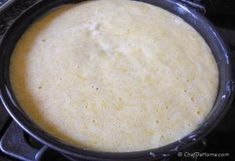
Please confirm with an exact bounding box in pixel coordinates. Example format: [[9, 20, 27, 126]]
[[0, 121, 71, 161], [0, 121, 46, 161]]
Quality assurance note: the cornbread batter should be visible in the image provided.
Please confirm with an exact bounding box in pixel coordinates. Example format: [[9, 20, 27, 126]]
[[10, 0, 219, 152]]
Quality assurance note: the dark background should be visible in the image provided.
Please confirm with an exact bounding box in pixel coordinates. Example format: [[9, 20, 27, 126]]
[[0, 0, 235, 161]]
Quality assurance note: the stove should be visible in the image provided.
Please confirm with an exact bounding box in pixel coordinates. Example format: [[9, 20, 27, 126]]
[[0, 0, 234, 161]]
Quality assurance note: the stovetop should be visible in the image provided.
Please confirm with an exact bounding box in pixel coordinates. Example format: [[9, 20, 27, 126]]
[[0, 0, 235, 161]]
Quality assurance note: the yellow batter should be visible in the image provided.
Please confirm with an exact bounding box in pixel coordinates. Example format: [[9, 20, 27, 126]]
[[10, 0, 218, 152]]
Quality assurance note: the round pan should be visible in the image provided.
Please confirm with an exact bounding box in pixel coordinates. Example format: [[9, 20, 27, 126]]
[[0, 0, 234, 160]]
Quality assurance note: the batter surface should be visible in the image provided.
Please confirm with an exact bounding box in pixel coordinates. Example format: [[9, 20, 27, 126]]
[[10, 0, 218, 152]]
